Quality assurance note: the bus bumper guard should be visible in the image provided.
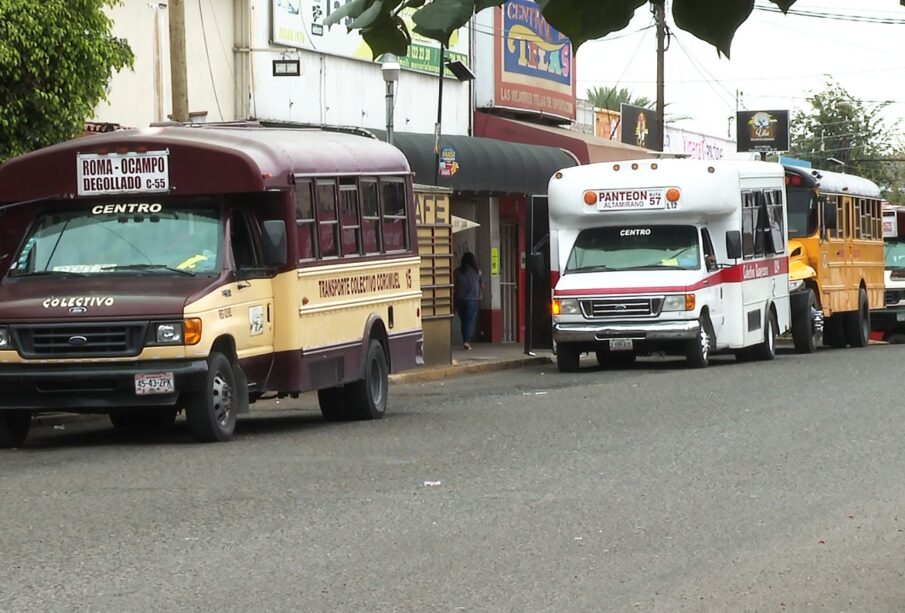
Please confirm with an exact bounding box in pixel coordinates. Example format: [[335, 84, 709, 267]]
[[0, 360, 209, 412], [553, 320, 700, 344]]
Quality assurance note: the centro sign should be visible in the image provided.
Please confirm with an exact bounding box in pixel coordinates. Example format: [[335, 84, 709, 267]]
[[77, 150, 170, 197]]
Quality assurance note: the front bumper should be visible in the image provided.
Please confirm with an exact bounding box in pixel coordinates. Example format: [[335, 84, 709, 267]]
[[0, 360, 208, 411], [553, 319, 700, 344], [870, 307, 905, 330]]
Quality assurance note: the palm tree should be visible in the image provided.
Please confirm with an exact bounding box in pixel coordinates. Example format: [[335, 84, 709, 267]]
[[586, 86, 654, 112]]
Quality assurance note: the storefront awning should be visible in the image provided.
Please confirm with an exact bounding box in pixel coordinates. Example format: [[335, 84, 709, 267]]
[[367, 129, 577, 195], [474, 112, 674, 165]]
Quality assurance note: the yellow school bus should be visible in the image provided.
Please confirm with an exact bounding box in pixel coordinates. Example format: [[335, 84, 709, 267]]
[[785, 164, 884, 352], [0, 126, 423, 446]]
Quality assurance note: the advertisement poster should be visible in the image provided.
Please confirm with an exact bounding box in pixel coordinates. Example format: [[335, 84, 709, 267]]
[[736, 110, 790, 152], [494, 0, 575, 120], [272, 0, 468, 75], [620, 103, 658, 150]]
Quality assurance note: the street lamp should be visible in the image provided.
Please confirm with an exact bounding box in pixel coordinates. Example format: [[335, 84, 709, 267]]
[[381, 54, 400, 145], [434, 46, 475, 185], [827, 157, 846, 173]]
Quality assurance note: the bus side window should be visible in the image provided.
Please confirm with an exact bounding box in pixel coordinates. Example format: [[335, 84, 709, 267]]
[[764, 190, 784, 255], [381, 178, 408, 252], [361, 179, 381, 254], [294, 180, 316, 260], [316, 180, 339, 258], [741, 192, 756, 259], [753, 192, 767, 258], [231, 211, 259, 270], [701, 228, 717, 272], [340, 180, 361, 257]]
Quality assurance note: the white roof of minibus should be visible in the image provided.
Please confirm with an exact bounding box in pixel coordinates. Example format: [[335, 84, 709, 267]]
[[548, 158, 784, 222]]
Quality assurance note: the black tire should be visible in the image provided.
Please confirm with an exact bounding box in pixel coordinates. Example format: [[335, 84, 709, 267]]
[[792, 289, 820, 354], [184, 351, 238, 442], [595, 350, 636, 368], [843, 287, 870, 348], [0, 411, 31, 449], [823, 315, 847, 348], [343, 339, 389, 421], [109, 408, 178, 431], [318, 387, 349, 422], [556, 343, 581, 372], [749, 309, 777, 361], [686, 315, 713, 369]]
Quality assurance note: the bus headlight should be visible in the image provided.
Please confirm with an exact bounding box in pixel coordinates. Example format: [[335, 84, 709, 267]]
[[663, 294, 695, 311], [552, 298, 581, 316], [0, 327, 9, 349], [788, 279, 805, 293], [155, 322, 183, 344]]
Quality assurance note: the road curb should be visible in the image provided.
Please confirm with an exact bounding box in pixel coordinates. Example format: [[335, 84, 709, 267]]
[[390, 355, 553, 384]]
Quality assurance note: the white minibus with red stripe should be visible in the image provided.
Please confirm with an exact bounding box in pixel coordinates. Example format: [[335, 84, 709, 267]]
[[547, 158, 790, 370]]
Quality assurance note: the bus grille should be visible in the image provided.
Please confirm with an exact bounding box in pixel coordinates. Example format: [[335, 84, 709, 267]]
[[580, 297, 663, 319], [12, 323, 148, 359], [886, 290, 905, 306]]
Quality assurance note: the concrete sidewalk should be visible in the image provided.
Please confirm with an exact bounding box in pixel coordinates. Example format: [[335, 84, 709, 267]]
[[390, 343, 553, 384]]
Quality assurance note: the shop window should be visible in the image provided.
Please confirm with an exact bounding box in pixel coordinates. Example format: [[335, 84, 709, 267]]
[[294, 180, 316, 260], [381, 178, 407, 252], [317, 180, 339, 258]]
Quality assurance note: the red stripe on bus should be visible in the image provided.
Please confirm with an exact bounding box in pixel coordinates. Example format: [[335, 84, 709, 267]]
[[553, 256, 789, 297]]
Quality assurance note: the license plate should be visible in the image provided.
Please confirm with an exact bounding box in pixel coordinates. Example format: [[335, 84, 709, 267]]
[[897, 312, 905, 322], [609, 339, 634, 351], [135, 372, 175, 395]]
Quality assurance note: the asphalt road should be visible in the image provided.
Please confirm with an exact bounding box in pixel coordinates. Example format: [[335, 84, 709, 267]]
[[3, 346, 905, 612]]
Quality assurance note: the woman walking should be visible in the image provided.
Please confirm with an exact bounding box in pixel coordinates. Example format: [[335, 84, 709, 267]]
[[454, 251, 483, 350]]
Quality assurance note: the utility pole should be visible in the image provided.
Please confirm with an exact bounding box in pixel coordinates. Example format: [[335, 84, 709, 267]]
[[654, 0, 665, 152], [168, 0, 189, 122]]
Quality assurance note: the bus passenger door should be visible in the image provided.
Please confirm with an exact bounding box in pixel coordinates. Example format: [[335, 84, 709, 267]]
[[226, 210, 275, 385], [699, 228, 724, 343]]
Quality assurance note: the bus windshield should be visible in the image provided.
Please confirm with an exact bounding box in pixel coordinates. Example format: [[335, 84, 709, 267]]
[[7, 203, 222, 277], [885, 239, 905, 269], [787, 187, 817, 238], [565, 225, 700, 273]]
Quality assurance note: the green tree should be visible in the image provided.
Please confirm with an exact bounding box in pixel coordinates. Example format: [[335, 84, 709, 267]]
[[586, 86, 653, 112], [325, 0, 797, 61], [789, 79, 900, 193], [0, 0, 133, 160]]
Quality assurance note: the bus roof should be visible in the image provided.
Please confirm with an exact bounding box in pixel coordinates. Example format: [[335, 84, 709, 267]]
[[783, 164, 881, 199], [0, 126, 411, 203], [549, 158, 785, 223]]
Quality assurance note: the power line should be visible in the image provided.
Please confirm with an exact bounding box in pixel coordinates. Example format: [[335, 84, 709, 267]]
[[754, 4, 905, 24], [670, 34, 737, 112]]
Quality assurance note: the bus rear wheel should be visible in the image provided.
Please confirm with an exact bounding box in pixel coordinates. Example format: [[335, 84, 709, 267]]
[[792, 289, 820, 354], [0, 411, 31, 449], [843, 287, 870, 348], [556, 343, 581, 372], [749, 310, 777, 361], [344, 339, 389, 421]]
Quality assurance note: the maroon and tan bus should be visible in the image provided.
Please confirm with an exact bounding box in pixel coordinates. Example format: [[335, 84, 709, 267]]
[[0, 126, 423, 446]]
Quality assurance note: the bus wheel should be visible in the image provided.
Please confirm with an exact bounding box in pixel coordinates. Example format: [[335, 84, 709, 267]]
[[750, 310, 777, 361], [0, 411, 31, 449], [792, 289, 820, 354], [686, 316, 712, 369], [823, 316, 847, 348], [843, 288, 870, 348], [343, 339, 389, 420], [110, 408, 178, 431], [556, 343, 581, 372], [318, 387, 349, 422], [185, 351, 237, 442], [595, 350, 636, 369]]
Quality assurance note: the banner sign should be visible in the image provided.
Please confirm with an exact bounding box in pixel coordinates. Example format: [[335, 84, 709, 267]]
[[272, 0, 468, 76], [77, 151, 169, 196], [620, 104, 658, 150], [736, 110, 790, 152], [494, 0, 576, 120]]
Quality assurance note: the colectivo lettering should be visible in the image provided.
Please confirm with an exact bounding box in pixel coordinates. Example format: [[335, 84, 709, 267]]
[[318, 273, 401, 298], [42, 296, 115, 308], [91, 203, 163, 215]]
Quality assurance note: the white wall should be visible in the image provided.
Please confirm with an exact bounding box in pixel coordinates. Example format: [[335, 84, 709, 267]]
[[93, 0, 237, 127]]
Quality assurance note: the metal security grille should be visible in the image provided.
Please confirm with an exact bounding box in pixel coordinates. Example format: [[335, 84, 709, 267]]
[[580, 297, 663, 319], [500, 223, 518, 343], [12, 323, 148, 359]]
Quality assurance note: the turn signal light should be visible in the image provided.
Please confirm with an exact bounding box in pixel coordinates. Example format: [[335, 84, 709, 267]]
[[184, 318, 203, 345], [666, 187, 681, 202], [552, 299, 561, 316], [685, 293, 696, 311], [583, 191, 598, 205]]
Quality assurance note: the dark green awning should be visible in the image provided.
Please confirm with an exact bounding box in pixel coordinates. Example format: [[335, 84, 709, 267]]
[[368, 130, 577, 195]]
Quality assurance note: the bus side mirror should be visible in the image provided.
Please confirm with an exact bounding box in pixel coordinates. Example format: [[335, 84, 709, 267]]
[[262, 220, 287, 267], [726, 230, 742, 260], [526, 252, 546, 278]]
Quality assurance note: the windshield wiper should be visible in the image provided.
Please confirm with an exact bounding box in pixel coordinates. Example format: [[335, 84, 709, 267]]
[[12, 270, 89, 278], [620, 264, 681, 270], [567, 265, 615, 273], [100, 264, 196, 276]]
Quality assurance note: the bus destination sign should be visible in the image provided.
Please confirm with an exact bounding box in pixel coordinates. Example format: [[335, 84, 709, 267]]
[[77, 150, 170, 197], [592, 188, 665, 211]]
